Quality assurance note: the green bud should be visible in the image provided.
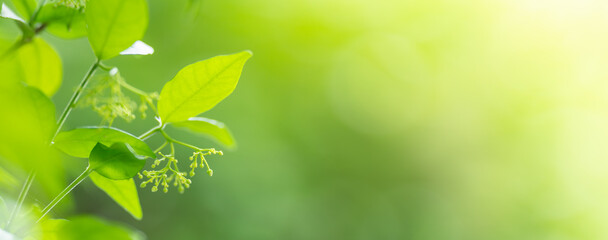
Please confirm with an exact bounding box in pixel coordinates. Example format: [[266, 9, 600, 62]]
[[151, 186, 158, 192], [207, 169, 213, 176]]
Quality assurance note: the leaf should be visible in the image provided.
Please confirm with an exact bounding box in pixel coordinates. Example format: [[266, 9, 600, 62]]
[[36, 2, 87, 39], [85, 0, 148, 60], [172, 117, 236, 148], [39, 216, 140, 240], [89, 142, 146, 180], [53, 127, 155, 159], [89, 172, 142, 220], [1, 3, 25, 22], [10, 0, 36, 21], [120, 40, 154, 55], [158, 51, 252, 123], [1, 37, 63, 96]]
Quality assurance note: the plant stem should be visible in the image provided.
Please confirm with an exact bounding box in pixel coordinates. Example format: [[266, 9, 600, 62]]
[[52, 59, 101, 142], [159, 130, 201, 151], [5, 171, 36, 230], [36, 167, 93, 224], [28, 0, 48, 27], [139, 125, 162, 140]]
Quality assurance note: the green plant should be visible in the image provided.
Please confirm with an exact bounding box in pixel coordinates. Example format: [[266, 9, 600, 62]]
[[0, 0, 251, 238]]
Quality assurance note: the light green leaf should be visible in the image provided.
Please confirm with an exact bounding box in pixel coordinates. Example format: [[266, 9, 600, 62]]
[[10, 0, 36, 21], [120, 40, 153, 55], [88, 142, 146, 180], [89, 172, 142, 220], [172, 117, 236, 148], [2, 37, 62, 96], [1, 3, 25, 22], [53, 127, 155, 159], [38, 216, 139, 240], [158, 51, 252, 123], [36, 2, 87, 39], [85, 0, 148, 60]]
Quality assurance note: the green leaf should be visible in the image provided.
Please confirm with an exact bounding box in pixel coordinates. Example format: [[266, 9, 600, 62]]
[[158, 51, 252, 123], [85, 0, 148, 60], [89, 142, 146, 180], [36, 2, 87, 39], [120, 40, 153, 56], [172, 117, 236, 148], [37, 216, 140, 240], [53, 127, 155, 159], [1, 37, 63, 96], [10, 0, 36, 21], [89, 172, 142, 220]]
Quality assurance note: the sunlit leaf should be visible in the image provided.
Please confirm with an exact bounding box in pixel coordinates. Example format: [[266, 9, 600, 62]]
[[158, 51, 252, 123], [89, 172, 142, 220], [88, 142, 146, 180], [172, 117, 236, 148], [120, 40, 153, 56], [54, 127, 155, 159], [38, 216, 140, 240], [85, 0, 148, 60], [37, 2, 86, 39], [2, 37, 62, 96]]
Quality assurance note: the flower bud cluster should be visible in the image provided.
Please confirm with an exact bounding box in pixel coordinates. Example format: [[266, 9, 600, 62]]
[[188, 148, 223, 177], [139, 152, 192, 194]]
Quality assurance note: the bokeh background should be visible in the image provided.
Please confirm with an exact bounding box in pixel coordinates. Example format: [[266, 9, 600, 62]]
[[5, 0, 608, 239]]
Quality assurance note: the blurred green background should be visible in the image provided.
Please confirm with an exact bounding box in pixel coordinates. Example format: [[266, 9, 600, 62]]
[[5, 0, 608, 239]]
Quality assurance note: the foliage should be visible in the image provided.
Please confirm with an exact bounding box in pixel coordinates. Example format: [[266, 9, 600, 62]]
[[0, 0, 250, 238]]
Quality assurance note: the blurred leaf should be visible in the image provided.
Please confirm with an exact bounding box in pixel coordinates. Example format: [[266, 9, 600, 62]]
[[36, 216, 139, 240], [88, 142, 146, 180], [85, 0, 148, 60], [34, 219, 67, 240], [10, 0, 36, 21], [0, 164, 18, 191], [172, 117, 236, 148], [89, 172, 142, 220], [1, 3, 25, 22], [37, 2, 86, 39], [158, 51, 252, 123], [53, 127, 155, 159], [2, 37, 62, 96], [120, 40, 153, 56]]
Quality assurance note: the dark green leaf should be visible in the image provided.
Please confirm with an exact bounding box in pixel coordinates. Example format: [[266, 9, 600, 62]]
[[172, 117, 236, 148], [158, 51, 252, 123], [53, 127, 155, 159], [85, 0, 148, 60], [90, 172, 142, 220], [89, 142, 146, 180]]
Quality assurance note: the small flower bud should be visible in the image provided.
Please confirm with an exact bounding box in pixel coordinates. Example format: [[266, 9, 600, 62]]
[[207, 169, 213, 176], [151, 186, 158, 192], [140, 182, 147, 188]]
